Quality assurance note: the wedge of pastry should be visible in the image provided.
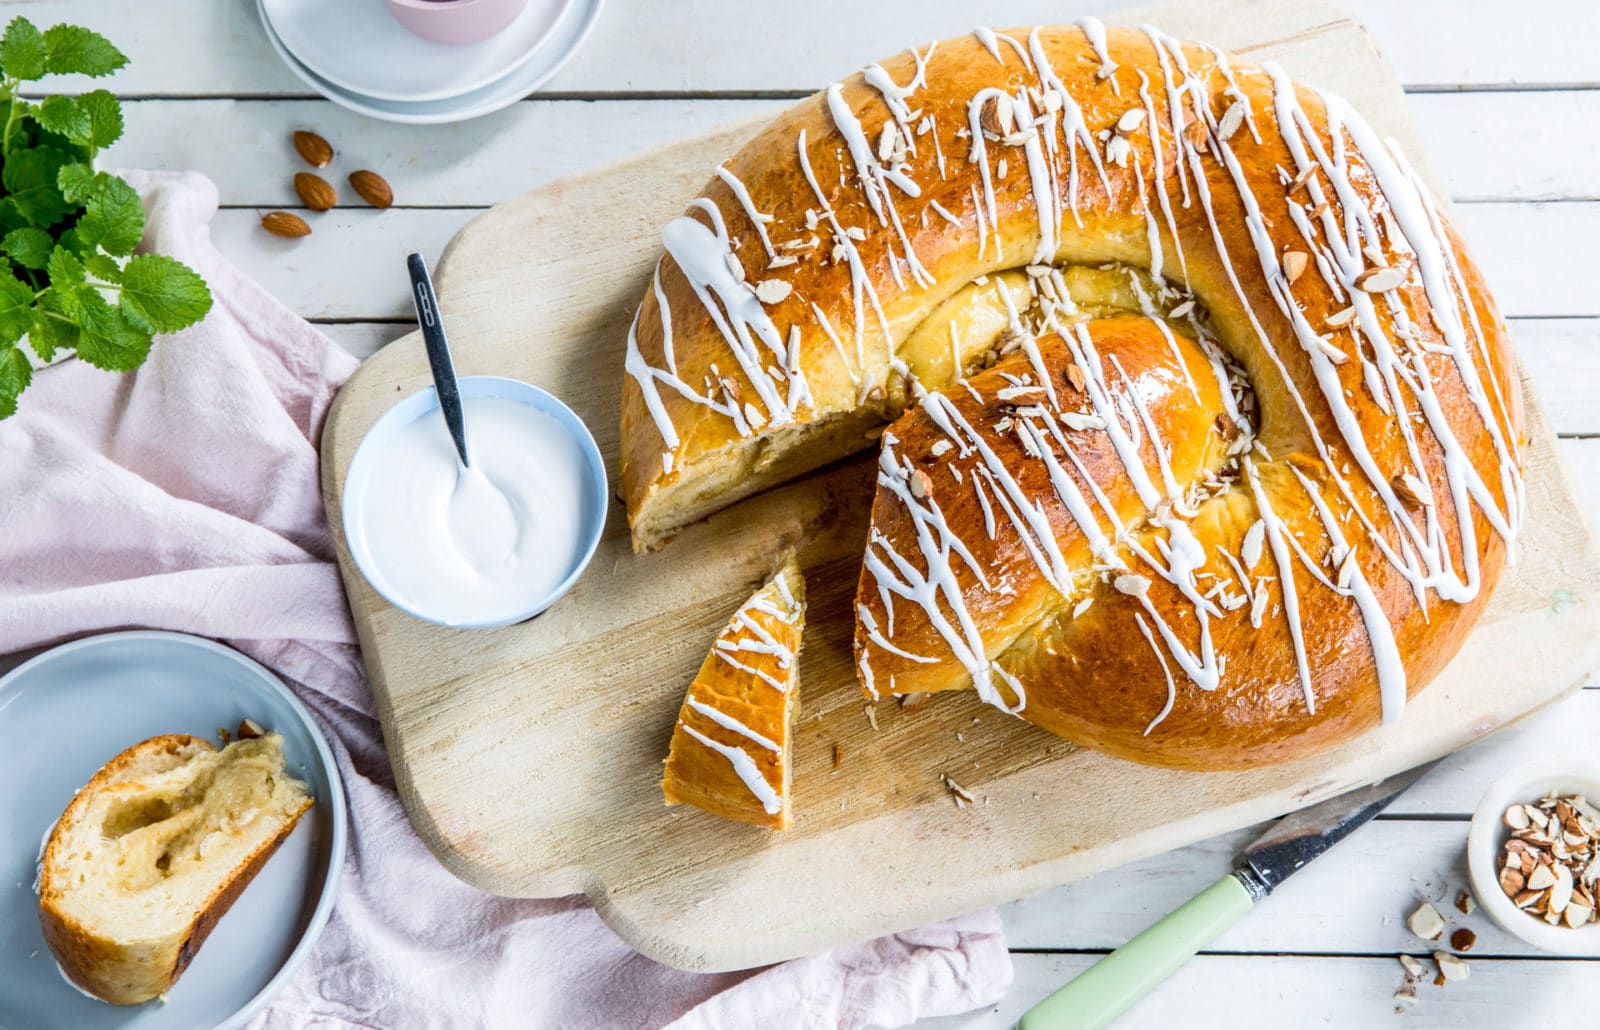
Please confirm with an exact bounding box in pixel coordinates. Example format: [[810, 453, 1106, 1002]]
[[38, 728, 313, 1004], [661, 557, 806, 829]]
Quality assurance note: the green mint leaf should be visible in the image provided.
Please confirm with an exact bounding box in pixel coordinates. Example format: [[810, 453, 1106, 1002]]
[[0, 271, 35, 345], [3, 226, 53, 269], [57, 162, 97, 204], [38, 137, 94, 166], [46, 243, 84, 285], [33, 95, 91, 144], [119, 254, 211, 334], [53, 228, 87, 257], [38, 277, 83, 319], [0, 17, 48, 81], [75, 174, 144, 256], [83, 251, 122, 283], [0, 344, 30, 418], [30, 302, 75, 360], [26, 311, 55, 362], [2, 147, 74, 227], [0, 198, 26, 236], [76, 89, 123, 149], [43, 24, 127, 77], [73, 288, 150, 372]]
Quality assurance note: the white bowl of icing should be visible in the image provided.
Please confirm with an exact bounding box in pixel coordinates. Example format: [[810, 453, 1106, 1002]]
[[342, 375, 607, 628]]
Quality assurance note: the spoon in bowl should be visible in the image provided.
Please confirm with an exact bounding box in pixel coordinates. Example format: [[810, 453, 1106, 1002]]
[[407, 252, 471, 466], [406, 252, 521, 573]]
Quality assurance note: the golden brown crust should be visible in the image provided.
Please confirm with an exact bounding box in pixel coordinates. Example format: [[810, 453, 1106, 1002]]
[[624, 26, 1523, 770], [166, 793, 312, 983], [661, 561, 806, 828], [857, 319, 1234, 696], [38, 734, 313, 1004]]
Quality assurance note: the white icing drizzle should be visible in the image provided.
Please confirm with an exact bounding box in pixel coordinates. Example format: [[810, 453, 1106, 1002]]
[[1027, 30, 1112, 228], [1135, 612, 1176, 734], [795, 128, 894, 380], [973, 26, 1034, 70], [1287, 463, 1408, 722], [682, 724, 782, 814], [826, 82, 923, 219], [1077, 17, 1119, 84], [773, 569, 797, 610], [714, 648, 788, 691], [920, 393, 1073, 592], [1261, 64, 1520, 600], [825, 83, 933, 290], [863, 430, 1024, 713], [1239, 455, 1317, 710], [661, 207, 789, 421], [1061, 325, 1165, 509], [864, 42, 935, 156], [627, 196, 821, 457], [716, 165, 776, 258], [809, 301, 859, 388], [687, 698, 780, 752], [731, 609, 795, 668], [973, 26, 1004, 64], [624, 301, 679, 451]]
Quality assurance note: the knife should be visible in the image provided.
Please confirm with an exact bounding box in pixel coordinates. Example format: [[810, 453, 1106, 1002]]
[[1018, 761, 1439, 1030]]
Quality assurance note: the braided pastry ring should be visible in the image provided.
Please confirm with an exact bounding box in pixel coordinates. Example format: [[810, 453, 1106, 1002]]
[[620, 24, 1522, 770]]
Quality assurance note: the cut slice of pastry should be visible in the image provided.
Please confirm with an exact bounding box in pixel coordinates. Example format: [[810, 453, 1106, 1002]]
[[661, 557, 806, 829], [38, 727, 314, 1005]]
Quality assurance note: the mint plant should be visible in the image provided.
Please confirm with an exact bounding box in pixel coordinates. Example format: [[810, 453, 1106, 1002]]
[[0, 17, 212, 418]]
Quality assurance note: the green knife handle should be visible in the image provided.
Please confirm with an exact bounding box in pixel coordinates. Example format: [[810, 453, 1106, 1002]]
[[1017, 874, 1255, 1030]]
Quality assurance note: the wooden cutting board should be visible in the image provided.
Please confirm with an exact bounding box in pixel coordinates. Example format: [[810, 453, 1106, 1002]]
[[319, 0, 1600, 972]]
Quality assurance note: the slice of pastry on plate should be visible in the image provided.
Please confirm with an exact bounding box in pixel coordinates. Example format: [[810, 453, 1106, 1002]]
[[661, 556, 806, 829], [38, 726, 313, 1004]]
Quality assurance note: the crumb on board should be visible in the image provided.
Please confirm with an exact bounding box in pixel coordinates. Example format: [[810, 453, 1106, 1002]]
[[940, 773, 975, 809]]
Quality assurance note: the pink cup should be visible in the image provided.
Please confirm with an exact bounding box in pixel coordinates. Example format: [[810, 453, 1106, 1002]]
[[384, 0, 531, 46]]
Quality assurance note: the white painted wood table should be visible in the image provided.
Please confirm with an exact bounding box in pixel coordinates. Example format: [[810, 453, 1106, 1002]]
[[17, 0, 1597, 1024]]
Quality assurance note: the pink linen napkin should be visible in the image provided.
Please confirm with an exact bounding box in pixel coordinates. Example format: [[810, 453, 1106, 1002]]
[[0, 170, 1013, 1029]]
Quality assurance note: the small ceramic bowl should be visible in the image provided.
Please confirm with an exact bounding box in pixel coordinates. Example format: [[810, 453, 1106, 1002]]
[[385, 0, 530, 45], [342, 375, 607, 629], [1467, 758, 1600, 954]]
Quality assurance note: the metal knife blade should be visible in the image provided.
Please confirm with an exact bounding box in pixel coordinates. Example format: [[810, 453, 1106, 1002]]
[[1233, 760, 1439, 900]]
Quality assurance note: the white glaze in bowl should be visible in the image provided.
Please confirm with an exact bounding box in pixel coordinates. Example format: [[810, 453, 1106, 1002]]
[[342, 375, 608, 629]]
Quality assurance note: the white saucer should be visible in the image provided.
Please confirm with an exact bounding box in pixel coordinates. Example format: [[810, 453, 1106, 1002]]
[[261, 0, 570, 104], [0, 632, 347, 1030], [257, 0, 604, 124]]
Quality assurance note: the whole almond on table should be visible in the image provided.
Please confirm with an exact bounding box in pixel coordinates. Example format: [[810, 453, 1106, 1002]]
[[349, 170, 394, 209], [293, 130, 334, 167], [261, 211, 312, 238], [293, 172, 337, 212]]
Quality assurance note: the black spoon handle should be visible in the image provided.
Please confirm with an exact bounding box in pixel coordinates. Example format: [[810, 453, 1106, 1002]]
[[407, 252, 470, 468]]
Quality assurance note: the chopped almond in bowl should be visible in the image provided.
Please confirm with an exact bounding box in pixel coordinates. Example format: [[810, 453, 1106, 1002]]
[[1468, 761, 1600, 954]]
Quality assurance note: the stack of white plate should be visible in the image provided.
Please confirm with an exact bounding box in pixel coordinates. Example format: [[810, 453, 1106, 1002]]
[[256, 0, 604, 124]]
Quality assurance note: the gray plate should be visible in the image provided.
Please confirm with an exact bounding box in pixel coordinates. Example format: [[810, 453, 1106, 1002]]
[[0, 632, 347, 1029]]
